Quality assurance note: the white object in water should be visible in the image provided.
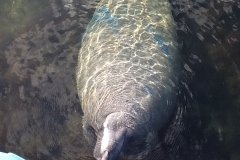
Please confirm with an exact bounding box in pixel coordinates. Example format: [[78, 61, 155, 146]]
[[0, 152, 25, 160]]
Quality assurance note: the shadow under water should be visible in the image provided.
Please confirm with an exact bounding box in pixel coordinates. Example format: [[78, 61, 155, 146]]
[[0, 0, 239, 160]]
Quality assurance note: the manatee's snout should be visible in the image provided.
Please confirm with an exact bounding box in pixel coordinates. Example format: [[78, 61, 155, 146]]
[[100, 128, 127, 160], [96, 113, 131, 160]]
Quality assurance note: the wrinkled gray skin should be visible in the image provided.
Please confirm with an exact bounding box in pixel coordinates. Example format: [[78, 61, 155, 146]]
[[77, 0, 180, 159]]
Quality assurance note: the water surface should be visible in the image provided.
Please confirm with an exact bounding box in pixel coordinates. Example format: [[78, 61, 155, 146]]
[[0, 0, 239, 160]]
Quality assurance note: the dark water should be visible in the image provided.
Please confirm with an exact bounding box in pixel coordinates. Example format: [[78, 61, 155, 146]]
[[0, 0, 239, 160]]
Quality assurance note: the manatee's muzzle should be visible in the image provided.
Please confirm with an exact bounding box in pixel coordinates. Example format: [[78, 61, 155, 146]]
[[98, 113, 131, 160]]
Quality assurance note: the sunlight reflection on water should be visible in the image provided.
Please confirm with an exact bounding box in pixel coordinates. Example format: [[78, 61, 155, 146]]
[[0, 0, 239, 160]]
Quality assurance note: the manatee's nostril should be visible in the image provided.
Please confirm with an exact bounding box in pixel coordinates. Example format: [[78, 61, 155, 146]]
[[101, 151, 109, 160]]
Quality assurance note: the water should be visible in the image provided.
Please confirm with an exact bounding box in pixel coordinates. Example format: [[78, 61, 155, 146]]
[[0, 0, 239, 160]]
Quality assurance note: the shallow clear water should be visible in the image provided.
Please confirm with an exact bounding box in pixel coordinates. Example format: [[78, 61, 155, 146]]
[[0, 0, 239, 160]]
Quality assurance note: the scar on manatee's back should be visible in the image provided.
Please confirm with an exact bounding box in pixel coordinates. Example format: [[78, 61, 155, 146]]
[[153, 34, 170, 55], [145, 25, 171, 56], [91, 5, 119, 32]]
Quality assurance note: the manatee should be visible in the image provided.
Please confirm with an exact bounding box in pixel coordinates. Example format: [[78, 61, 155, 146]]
[[77, 0, 181, 159]]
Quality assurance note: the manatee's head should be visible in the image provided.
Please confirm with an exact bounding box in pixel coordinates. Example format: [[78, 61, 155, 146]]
[[96, 126, 127, 160], [93, 112, 149, 160]]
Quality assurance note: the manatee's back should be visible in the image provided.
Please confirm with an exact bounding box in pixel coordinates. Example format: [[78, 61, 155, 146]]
[[77, 0, 179, 134]]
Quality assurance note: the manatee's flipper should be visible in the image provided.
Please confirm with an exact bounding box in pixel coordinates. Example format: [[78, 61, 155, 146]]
[[143, 143, 167, 160], [163, 106, 187, 159], [165, 125, 186, 160], [144, 123, 186, 160]]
